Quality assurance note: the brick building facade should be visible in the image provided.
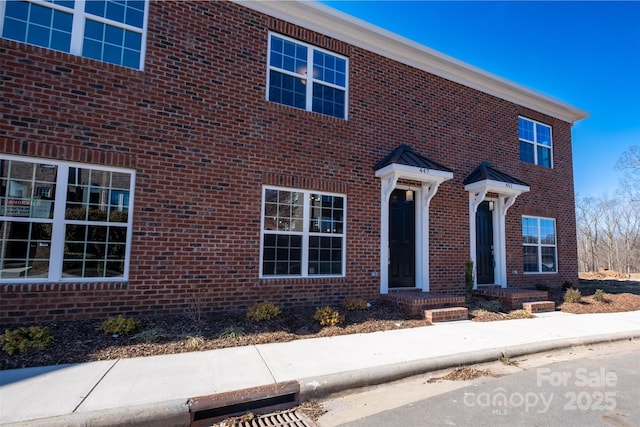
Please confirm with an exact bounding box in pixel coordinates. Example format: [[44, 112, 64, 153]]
[[0, 1, 587, 324]]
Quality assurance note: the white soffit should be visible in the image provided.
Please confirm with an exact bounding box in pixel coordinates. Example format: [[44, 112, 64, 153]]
[[236, 0, 589, 124]]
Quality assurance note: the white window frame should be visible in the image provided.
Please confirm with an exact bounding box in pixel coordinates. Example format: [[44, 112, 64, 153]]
[[259, 185, 346, 278], [266, 32, 349, 119], [522, 215, 557, 274], [0, 155, 135, 283], [0, 0, 149, 70], [519, 116, 553, 168]]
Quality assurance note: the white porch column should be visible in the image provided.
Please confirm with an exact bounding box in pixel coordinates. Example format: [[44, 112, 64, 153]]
[[379, 176, 397, 294], [418, 182, 442, 292]]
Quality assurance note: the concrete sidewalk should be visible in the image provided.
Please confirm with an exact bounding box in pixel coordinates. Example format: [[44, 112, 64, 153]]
[[1, 310, 639, 426]]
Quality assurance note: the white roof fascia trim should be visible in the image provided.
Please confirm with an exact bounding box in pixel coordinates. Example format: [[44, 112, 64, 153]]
[[375, 163, 453, 184], [235, 0, 588, 124], [464, 179, 530, 196]]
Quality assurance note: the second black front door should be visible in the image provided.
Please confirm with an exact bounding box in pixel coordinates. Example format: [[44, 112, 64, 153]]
[[476, 201, 494, 285], [389, 189, 415, 288]]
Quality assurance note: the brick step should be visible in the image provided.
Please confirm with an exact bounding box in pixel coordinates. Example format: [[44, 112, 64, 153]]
[[522, 301, 556, 313], [423, 307, 469, 323]]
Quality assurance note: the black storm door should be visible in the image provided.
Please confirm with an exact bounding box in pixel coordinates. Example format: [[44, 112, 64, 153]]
[[389, 189, 415, 288], [476, 201, 494, 284]]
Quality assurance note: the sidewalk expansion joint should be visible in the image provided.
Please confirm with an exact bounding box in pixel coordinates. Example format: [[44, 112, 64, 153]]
[[72, 359, 121, 413], [255, 346, 278, 384]]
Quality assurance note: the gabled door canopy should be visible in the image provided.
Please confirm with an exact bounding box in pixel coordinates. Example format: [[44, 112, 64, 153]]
[[374, 145, 454, 200], [464, 162, 530, 213]]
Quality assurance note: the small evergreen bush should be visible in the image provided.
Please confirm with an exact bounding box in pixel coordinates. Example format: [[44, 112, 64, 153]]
[[246, 301, 281, 322], [314, 306, 345, 326], [97, 315, 140, 336], [1, 326, 54, 355], [342, 298, 368, 311], [592, 289, 607, 302], [564, 288, 582, 303]]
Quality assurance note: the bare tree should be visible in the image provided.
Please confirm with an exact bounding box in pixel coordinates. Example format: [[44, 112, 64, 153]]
[[616, 145, 640, 201]]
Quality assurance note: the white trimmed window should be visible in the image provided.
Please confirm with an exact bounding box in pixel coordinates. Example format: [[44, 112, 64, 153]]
[[0, 156, 135, 281], [267, 33, 348, 119], [0, 0, 148, 69], [519, 116, 553, 168], [522, 216, 557, 273], [260, 186, 345, 277]]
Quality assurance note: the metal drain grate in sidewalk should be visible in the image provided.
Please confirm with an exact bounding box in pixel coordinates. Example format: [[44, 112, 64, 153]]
[[219, 409, 318, 427]]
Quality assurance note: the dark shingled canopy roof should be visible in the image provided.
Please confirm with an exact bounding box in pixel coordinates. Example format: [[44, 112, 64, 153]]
[[463, 162, 529, 187], [373, 145, 453, 172]]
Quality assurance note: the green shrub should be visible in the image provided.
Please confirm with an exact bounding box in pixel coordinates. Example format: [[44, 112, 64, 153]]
[[246, 301, 281, 322], [1, 326, 54, 355], [564, 288, 582, 303], [218, 326, 246, 340], [314, 306, 345, 327], [186, 335, 205, 350], [342, 298, 368, 311], [133, 327, 165, 343], [97, 315, 140, 336], [592, 289, 607, 303], [465, 260, 474, 294]]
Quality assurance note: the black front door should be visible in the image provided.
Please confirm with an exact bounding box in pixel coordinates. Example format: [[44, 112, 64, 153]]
[[476, 201, 494, 285], [389, 189, 415, 288]]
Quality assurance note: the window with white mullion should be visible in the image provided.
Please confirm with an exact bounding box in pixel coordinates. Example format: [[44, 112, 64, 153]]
[[522, 216, 557, 274], [0, 155, 134, 282], [519, 116, 553, 168], [1, 0, 148, 69], [261, 186, 345, 278], [267, 32, 347, 119]]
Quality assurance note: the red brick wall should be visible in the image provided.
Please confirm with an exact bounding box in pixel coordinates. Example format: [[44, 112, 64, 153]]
[[0, 1, 578, 324]]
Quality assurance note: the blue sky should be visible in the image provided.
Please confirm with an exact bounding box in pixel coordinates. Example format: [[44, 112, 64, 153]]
[[321, 1, 640, 198]]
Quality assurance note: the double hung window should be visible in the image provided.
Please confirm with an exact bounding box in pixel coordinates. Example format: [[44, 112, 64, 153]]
[[0, 0, 148, 69], [267, 33, 348, 119], [261, 187, 345, 277], [0, 156, 135, 281], [522, 216, 557, 273], [519, 117, 552, 168]]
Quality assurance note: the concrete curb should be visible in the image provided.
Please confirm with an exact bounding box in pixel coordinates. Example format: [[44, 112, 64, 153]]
[[298, 332, 640, 399], [2, 399, 190, 427]]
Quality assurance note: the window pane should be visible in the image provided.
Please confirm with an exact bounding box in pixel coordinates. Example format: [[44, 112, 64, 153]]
[[541, 247, 556, 272], [537, 146, 552, 168], [270, 35, 306, 74], [536, 123, 552, 146], [268, 71, 306, 110], [308, 236, 342, 275], [262, 233, 302, 276], [520, 141, 534, 164], [313, 51, 346, 88], [522, 217, 538, 244], [518, 117, 534, 141], [523, 246, 538, 273], [312, 83, 345, 118], [540, 219, 555, 244], [0, 160, 57, 219], [0, 221, 51, 278]]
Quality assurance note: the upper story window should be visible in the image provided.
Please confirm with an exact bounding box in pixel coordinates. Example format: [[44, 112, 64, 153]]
[[0, 0, 148, 69], [519, 116, 553, 168], [260, 186, 346, 278], [1, 155, 135, 282], [522, 216, 557, 274], [267, 33, 348, 119]]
